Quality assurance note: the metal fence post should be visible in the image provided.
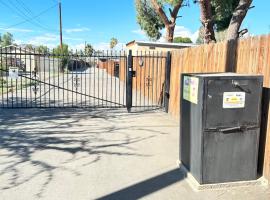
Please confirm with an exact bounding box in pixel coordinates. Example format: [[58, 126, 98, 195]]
[[126, 50, 133, 112], [164, 51, 171, 113]]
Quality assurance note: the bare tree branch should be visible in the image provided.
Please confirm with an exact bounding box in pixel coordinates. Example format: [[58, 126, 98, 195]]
[[150, 0, 171, 26], [150, 0, 184, 42]]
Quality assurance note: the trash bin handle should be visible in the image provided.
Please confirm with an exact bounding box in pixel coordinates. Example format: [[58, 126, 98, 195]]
[[219, 126, 242, 133], [205, 125, 258, 133]]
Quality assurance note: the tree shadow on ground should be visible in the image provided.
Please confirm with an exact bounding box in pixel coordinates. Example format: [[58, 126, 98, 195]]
[[0, 108, 171, 198], [96, 168, 186, 200]]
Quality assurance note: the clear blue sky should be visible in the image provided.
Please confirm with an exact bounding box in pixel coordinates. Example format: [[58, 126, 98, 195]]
[[0, 0, 269, 50]]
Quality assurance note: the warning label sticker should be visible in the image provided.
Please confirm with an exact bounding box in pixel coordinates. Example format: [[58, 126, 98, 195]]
[[183, 76, 199, 104], [9, 67, 19, 79], [223, 92, 245, 108]]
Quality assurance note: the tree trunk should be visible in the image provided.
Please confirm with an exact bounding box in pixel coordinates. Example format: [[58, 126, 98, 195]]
[[199, 0, 216, 44], [166, 25, 175, 43], [227, 0, 253, 41]]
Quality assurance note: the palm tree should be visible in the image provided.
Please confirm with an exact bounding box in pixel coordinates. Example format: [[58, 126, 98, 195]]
[[85, 44, 94, 56], [110, 38, 118, 49]]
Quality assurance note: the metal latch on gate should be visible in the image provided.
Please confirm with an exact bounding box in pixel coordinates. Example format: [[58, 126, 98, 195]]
[[131, 71, 136, 77]]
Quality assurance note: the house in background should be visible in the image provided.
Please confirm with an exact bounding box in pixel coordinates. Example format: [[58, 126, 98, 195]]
[[0, 45, 60, 73], [0, 45, 36, 72], [126, 40, 197, 52]]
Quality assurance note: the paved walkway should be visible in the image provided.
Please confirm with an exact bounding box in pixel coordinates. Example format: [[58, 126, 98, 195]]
[[0, 109, 269, 200]]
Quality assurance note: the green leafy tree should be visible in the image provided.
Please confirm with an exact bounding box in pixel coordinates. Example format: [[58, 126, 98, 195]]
[[36, 45, 49, 54], [211, 0, 240, 32], [173, 36, 192, 43], [69, 49, 74, 54], [53, 43, 69, 56], [53, 44, 69, 72], [79, 50, 84, 56], [1, 32, 14, 46], [110, 38, 118, 49], [25, 44, 34, 51], [85, 43, 94, 56], [135, 0, 164, 41], [135, 0, 185, 42]]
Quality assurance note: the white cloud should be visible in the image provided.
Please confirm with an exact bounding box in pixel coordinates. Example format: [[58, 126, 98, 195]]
[[69, 42, 126, 51], [26, 33, 59, 48], [63, 36, 83, 41], [93, 42, 125, 51], [93, 42, 108, 50], [160, 26, 199, 43], [29, 33, 58, 43], [132, 29, 146, 36], [14, 33, 58, 49], [0, 27, 33, 33], [69, 43, 85, 51], [14, 33, 85, 49], [132, 27, 199, 43], [132, 29, 148, 40], [65, 27, 90, 33], [13, 39, 24, 45]]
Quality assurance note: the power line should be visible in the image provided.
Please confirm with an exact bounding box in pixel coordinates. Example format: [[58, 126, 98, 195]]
[[14, 0, 57, 31], [2, 3, 58, 30], [15, 0, 42, 23], [0, 0, 58, 32], [7, 0, 58, 32], [0, 0, 42, 28]]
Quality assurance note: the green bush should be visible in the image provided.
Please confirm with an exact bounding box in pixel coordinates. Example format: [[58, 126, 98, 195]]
[[173, 37, 193, 43], [61, 57, 69, 72], [0, 77, 7, 85], [0, 64, 7, 77]]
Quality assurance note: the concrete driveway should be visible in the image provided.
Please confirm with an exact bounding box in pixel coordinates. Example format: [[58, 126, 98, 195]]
[[0, 109, 269, 200]]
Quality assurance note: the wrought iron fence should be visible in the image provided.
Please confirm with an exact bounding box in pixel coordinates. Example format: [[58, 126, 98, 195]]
[[0, 47, 169, 111]]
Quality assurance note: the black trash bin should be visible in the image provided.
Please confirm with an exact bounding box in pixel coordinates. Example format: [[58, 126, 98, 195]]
[[180, 73, 263, 184]]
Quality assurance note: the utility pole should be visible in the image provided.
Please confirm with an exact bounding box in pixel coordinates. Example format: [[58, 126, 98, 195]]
[[59, 0, 63, 49]]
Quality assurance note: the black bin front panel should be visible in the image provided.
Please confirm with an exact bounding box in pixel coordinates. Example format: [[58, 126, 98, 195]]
[[202, 129, 259, 184], [205, 78, 262, 129]]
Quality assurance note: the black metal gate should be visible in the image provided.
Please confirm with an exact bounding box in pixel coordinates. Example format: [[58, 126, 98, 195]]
[[0, 47, 170, 111]]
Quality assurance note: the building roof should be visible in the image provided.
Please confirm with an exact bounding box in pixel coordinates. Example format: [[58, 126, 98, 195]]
[[0, 44, 35, 53], [126, 40, 197, 48]]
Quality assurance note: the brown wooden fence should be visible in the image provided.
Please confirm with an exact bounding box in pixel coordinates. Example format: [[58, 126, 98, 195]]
[[168, 34, 270, 181]]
